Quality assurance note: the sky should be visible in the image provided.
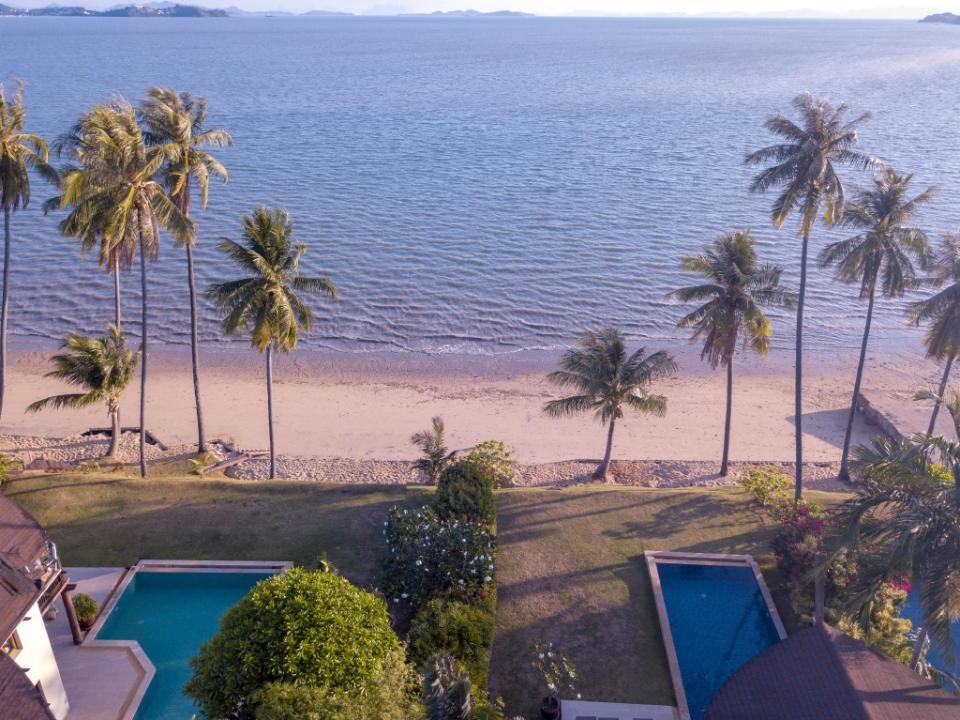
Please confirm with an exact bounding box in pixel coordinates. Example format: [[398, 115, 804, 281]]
[[9, 0, 953, 16]]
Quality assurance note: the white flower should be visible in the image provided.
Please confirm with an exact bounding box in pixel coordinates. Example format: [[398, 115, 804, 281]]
[[415, 559, 422, 566], [484, 576, 492, 582]]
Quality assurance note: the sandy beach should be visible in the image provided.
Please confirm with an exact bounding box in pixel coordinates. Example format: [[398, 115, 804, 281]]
[[0, 341, 948, 477]]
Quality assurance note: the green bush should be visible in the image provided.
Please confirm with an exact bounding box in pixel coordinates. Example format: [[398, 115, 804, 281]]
[[73, 593, 98, 627], [185, 568, 407, 720], [738, 466, 790, 509], [463, 440, 517, 489], [434, 461, 496, 527], [408, 595, 496, 691]]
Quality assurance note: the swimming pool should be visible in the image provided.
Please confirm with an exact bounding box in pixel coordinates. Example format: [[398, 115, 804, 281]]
[[89, 561, 289, 720], [646, 552, 786, 720]]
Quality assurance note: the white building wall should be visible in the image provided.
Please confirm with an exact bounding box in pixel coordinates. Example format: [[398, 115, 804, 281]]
[[12, 600, 70, 720]]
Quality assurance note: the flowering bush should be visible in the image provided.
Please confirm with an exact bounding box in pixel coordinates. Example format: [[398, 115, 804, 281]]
[[531, 639, 580, 699], [463, 440, 518, 489], [738, 466, 791, 509], [383, 505, 495, 608], [771, 500, 826, 582]]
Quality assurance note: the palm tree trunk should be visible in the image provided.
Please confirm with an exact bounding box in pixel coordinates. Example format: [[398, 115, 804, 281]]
[[266, 346, 276, 479], [0, 207, 10, 423], [911, 625, 929, 670], [927, 354, 955, 437], [839, 283, 876, 482], [113, 262, 121, 330], [185, 243, 206, 453], [595, 417, 616, 482], [793, 228, 811, 501], [107, 403, 121, 459], [721, 358, 733, 476], [138, 231, 148, 479]]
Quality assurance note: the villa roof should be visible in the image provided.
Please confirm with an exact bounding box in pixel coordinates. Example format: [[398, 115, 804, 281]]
[[706, 623, 960, 720], [0, 652, 55, 720], [0, 495, 48, 640]]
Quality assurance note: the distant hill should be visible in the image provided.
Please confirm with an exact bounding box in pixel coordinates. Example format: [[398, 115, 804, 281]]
[[920, 12, 960, 24], [0, 2, 226, 15], [401, 9, 534, 17]]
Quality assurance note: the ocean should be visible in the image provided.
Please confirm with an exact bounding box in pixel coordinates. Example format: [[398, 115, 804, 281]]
[[1, 16, 959, 355]]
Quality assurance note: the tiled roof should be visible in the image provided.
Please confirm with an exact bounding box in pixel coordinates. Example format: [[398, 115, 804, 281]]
[[706, 623, 960, 720], [0, 495, 49, 641], [0, 652, 55, 720]]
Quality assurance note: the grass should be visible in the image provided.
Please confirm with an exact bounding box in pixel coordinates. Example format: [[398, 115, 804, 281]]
[[489, 485, 845, 715]]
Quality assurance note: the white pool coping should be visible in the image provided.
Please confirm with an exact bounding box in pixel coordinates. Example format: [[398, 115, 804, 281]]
[[83, 559, 292, 720], [644, 552, 787, 720]]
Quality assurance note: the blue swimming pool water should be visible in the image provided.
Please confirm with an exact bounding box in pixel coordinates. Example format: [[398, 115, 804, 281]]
[[903, 591, 960, 685], [656, 562, 783, 720], [96, 570, 273, 720]]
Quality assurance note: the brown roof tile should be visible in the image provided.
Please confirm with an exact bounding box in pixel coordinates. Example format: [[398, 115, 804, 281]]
[[0, 495, 49, 640], [0, 652, 55, 720]]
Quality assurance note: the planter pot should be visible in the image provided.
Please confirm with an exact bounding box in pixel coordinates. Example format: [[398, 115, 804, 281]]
[[539, 694, 561, 720], [78, 620, 93, 631]]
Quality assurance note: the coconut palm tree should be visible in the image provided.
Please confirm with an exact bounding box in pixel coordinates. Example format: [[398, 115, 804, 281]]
[[0, 79, 56, 420], [411, 416, 456, 485], [819, 168, 935, 482], [668, 230, 793, 476], [844, 436, 960, 670], [746, 92, 874, 500], [139, 87, 233, 454], [55, 100, 191, 477], [909, 234, 960, 436], [27, 326, 137, 459], [207, 208, 336, 479], [543, 328, 676, 482]]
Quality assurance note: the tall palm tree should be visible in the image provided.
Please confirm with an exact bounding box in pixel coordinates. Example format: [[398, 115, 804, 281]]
[[55, 101, 191, 477], [909, 233, 960, 436], [746, 92, 874, 500], [543, 327, 676, 482], [27, 326, 137, 459], [0, 79, 56, 420], [819, 168, 935, 482], [668, 230, 793, 476], [139, 87, 232, 454], [207, 208, 336, 479]]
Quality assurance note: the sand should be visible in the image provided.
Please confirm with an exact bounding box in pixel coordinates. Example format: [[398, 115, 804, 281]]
[[0, 342, 947, 479]]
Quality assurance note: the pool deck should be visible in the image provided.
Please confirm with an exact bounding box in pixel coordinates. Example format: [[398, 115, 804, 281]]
[[644, 551, 787, 720]]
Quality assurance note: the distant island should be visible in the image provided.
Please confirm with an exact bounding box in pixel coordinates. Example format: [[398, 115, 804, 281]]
[[401, 9, 534, 17], [920, 12, 960, 24], [0, 3, 226, 16]]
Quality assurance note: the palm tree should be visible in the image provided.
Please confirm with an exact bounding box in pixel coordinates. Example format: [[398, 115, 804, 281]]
[[543, 328, 676, 482], [0, 79, 56, 420], [746, 92, 874, 500], [668, 230, 793, 476], [819, 168, 935, 482], [55, 100, 191, 477], [909, 233, 960, 436], [27, 326, 137, 459], [139, 87, 233, 454], [411, 416, 456, 485], [207, 208, 336, 479]]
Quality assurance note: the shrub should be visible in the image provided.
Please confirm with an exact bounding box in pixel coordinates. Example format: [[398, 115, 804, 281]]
[[408, 595, 496, 691], [771, 500, 826, 583], [383, 506, 495, 608], [738, 466, 790, 509], [421, 654, 506, 720], [434, 462, 496, 527], [836, 582, 913, 665], [185, 569, 406, 720], [73, 593, 98, 627], [463, 440, 517, 489]]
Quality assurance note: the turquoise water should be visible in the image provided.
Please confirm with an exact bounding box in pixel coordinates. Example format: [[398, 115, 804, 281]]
[[657, 562, 782, 720], [903, 590, 960, 686], [96, 570, 273, 720]]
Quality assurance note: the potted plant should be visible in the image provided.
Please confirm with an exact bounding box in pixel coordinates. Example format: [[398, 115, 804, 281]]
[[73, 593, 98, 630], [532, 639, 579, 720]]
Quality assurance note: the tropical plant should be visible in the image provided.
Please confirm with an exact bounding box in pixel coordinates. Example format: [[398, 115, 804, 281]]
[[669, 230, 792, 475], [531, 639, 580, 700], [819, 168, 935, 481], [140, 87, 232, 454], [543, 327, 676, 482], [909, 233, 960, 435], [434, 461, 497, 527], [55, 100, 191, 477], [746, 92, 874, 499], [738, 465, 792, 508], [412, 416, 456, 485], [26, 326, 137, 458], [207, 207, 335, 479], [0, 79, 56, 420], [71, 592, 98, 628], [463, 440, 517, 488]]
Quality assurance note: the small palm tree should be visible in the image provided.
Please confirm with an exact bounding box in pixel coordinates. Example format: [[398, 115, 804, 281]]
[[669, 230, 793, 476], [909, 234, 960, 435], [820, 168, 935, 481], [27, 326, 137, 459], [544, 328, 676, 482], [746, 92, 874, 500], [411, 416, 456, 485], [140, 87, 233, 454], [207, 208, 336, 479], [0, 79, 56, 420]]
